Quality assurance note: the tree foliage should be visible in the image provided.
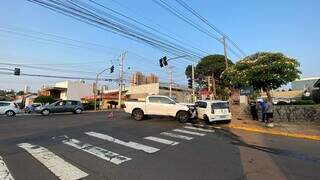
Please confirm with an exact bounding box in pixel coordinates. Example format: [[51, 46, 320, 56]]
[[34, 96, 56, 104], [185, 54, 233, 80], [16, 91, 24, 96], [222, 52, 301, 99], [185, 54, 233, 99]]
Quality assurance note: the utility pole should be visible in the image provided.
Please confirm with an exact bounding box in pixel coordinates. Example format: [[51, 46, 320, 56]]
[[223, 35, 229, 69], [191, 64, 195, 102], [212, 72, 216, 100], [118, 52, 126, 108], [168, 65, 173, 97], [94, 78, 98, 111]]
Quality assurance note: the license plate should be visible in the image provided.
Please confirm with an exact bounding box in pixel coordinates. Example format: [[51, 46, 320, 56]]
[[220, 115, 227, 119]]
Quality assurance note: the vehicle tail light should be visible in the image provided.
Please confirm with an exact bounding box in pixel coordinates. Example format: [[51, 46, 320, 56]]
[[211, 109, 215, 114], [123, 104, 126, 108]]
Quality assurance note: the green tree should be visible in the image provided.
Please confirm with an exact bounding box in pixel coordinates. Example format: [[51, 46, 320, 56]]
[[222, 52, 301, 100], [34, 96, 56, 104], [16, 91, 24, 96], [185, 54, 233, 99]]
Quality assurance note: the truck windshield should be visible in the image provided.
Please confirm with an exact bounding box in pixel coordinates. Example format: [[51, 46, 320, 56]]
[[211, 102, 229, 109]]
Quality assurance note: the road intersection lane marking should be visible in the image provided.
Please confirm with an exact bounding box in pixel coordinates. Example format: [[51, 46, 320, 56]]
[[0, 155, 14, 180], [17, 143, 88, 180], [85, 131, 160, 153], [172, 129, 206, 136], [62, 137, 132, 165], [183, 126, 215, 133], [160, 132, 194, 140], [144, 136, 179, 146]]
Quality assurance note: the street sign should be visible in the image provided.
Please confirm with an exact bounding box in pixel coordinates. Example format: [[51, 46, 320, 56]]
[[240, 86, 254, 96]]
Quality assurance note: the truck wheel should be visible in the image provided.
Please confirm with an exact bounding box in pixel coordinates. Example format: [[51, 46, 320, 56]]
[[176, 111, 190, 123], [132, 109, 144, 121]]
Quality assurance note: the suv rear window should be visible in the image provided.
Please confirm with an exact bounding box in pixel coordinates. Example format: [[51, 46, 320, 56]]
[[211, 102, 229, 109]]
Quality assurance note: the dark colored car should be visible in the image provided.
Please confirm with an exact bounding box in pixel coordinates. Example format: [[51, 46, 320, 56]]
[[35, 100, 84, 116]]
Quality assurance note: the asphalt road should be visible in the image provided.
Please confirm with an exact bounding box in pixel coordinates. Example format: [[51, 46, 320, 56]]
[[0, 111, 319, 180]]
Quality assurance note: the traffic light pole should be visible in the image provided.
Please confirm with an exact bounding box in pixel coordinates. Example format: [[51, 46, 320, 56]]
[[94, 65, 115, 111], [94, 68, 109, 111], [192, 64, 195, 102], [168, 65, 173, 97]]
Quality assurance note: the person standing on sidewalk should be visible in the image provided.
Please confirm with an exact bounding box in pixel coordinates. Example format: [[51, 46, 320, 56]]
[[259, 99, 267, 122], [249, 99, 259, 121], [265, 99, 274, 127]]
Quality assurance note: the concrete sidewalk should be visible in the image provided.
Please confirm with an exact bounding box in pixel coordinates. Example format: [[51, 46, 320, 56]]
[[229, 105, 320, 141]]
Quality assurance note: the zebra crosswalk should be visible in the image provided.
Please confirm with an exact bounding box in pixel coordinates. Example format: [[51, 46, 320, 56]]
[[17, 143, 89, 180], [0, 155, 14, 180], [1, 125, 215, 180]]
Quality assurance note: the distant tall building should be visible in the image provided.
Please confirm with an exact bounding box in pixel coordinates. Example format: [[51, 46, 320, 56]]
[[131, 72, 145, 86], [131, 72, 159, 86], [146, 73, 159, 84], [24, 86, 31, 94]]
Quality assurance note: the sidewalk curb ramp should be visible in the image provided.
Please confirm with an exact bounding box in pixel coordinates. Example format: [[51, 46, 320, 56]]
[[229, 124, 320, 141]]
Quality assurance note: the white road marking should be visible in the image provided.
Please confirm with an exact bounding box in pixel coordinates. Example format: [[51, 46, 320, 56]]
[[17, 143, 88, 180], [144, 136, 179, 146], [85, 132, 159, 153], [173, 129, 206, 136], [183, 126, 215, 133], [160, 132, 193, 140], [62, 137, 131, 165], [0, 155, 14, 180]]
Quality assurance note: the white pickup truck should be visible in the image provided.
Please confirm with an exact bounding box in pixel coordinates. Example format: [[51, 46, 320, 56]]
[[124, 95, 196, 123]]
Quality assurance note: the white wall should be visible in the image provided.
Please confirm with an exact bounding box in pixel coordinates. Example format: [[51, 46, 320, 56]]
[[55, 81, 94, 101]]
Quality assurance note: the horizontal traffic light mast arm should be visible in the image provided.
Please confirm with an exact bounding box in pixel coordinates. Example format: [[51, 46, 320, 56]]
[[167, 54, 191, 61]]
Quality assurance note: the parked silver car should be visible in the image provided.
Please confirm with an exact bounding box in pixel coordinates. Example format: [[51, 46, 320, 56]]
[[35, 100, 84, 116], [0, 101, 20, 117]]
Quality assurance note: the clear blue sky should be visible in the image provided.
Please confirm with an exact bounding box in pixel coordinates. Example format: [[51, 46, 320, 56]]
[[0, 0, 319, 91]]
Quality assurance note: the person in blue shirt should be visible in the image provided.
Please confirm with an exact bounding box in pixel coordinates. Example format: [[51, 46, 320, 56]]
[[259, 99, 267, 122]]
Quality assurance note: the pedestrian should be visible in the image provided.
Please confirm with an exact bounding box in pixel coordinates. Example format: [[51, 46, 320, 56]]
[[249, 99, 259, 121], [265, 98, 274, 127], [259, 99, 267, 122]]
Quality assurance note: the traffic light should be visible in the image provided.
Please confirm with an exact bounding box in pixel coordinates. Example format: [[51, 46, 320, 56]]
[[159, 56, 168, 67], [14, 68, 20, 76], [110, 65, 114, 73], [188, 78, 193, 89], [163, 56, 168, 66], [159, 58, 164, 67]]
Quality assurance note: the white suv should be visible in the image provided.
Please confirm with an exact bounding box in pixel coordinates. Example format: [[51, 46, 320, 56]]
[[0, 101, 20, 117], [195, 100, 232, 123]]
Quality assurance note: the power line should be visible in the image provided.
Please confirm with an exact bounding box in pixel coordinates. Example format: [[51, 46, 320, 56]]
[[0, 62, 116, 76], [175, 0, 246, 57], [152, 0, 243, 59], [26, 0, 204, 61]]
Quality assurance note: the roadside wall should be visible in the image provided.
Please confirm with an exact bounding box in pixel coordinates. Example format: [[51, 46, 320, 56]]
[[238, 105, 320, 123], [273, 105, 320, 123]]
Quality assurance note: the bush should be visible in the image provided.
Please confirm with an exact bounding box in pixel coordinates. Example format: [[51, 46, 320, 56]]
[[292, 100, 316, 105], [34, 96, 56, 104]]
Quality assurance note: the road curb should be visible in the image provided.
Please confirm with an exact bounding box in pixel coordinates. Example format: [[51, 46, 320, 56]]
[[229, 124, 320, 141]]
